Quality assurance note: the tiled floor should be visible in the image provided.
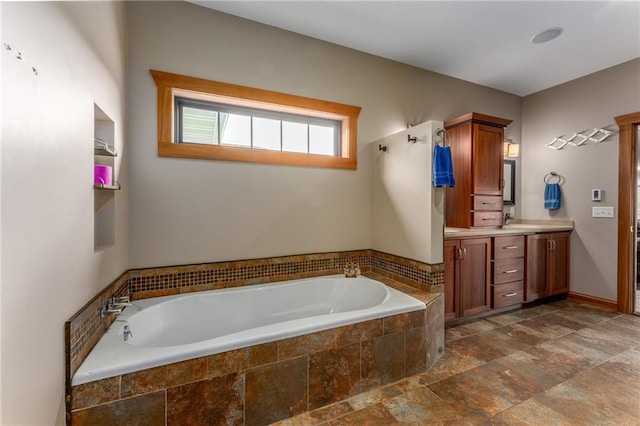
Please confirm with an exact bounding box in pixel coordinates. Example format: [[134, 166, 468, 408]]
[[274, 299, 640, 425]]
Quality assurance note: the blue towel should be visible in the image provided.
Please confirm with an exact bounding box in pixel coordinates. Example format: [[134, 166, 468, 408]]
[[544, 183, 561, 210], [433, 145, 455, 187]]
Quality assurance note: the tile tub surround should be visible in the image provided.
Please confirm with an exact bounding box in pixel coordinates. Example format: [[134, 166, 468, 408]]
[[370, 250, 444, 294], [69, 280, 444, 425], [65, 272, 130, 386], [65, 250, 444, 392], [126, 250, 443, 300]]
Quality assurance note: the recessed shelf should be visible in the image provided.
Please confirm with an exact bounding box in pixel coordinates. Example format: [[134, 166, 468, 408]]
[[94, 104, 117, 249], [94, 147, 118, 157], [95, 136, 118, 157], [94, 181, 121, 191]]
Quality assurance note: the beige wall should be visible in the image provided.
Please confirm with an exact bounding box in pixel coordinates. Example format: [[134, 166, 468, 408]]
[[372, 121, 445, 264], [1, 2, 127, 424], [521, 59, 640, 301], [126, 1, 522, 268]]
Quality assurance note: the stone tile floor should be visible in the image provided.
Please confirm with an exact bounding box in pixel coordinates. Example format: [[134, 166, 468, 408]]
[[274, 299, 640, 425]]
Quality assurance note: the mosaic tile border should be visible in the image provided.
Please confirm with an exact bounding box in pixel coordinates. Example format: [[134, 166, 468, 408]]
[[128, 250, 371, 299], [64, 271, 129, 421], [371, 250, 445, 293], [65, 249, 444, 395]]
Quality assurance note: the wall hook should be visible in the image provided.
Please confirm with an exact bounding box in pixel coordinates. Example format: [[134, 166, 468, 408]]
[[545, 136, 568, 150], [545, 126, 614, 150], [407, 135, 417, 143], [378, 144, 388, 152]]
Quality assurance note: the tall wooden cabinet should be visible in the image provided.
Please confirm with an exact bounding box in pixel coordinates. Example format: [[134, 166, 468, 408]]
[[525, 232, 570, 301], [445, 113, 513, 228], [444, 237, 492, 320]]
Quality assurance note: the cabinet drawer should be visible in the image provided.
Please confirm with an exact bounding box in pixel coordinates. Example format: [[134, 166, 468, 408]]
[[473, 211, 502, 227], [473, 195, 503, 211], [493, 257, 524, 284], [492, 281, 524, 308], [493, 236, 525, 259]]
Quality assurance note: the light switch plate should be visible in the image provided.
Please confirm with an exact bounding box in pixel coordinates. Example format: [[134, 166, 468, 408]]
[[592, 206, 614, 218]]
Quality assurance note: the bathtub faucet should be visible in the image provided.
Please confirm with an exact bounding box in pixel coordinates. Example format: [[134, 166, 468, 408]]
[[344, 263, 361, 278], [123, 324, 133, 342], [99, 296, 132, 318], [112, 296, 131, 306]]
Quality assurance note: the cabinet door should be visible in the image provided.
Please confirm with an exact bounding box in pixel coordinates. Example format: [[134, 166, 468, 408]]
[[444, 240, 459, 320], [549, 232, 570, 295], [445, 122, 473, 228], [472, 123, 504, 195], [526, 234, 549, 301], [459, 237, 491, 316]]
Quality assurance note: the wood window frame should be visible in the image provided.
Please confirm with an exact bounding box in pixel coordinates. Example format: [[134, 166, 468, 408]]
[[150, 70, 361, 170]]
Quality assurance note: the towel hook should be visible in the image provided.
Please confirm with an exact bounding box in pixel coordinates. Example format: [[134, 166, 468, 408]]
[[543, 171, 563, 184], [407, 134, 418, 143]]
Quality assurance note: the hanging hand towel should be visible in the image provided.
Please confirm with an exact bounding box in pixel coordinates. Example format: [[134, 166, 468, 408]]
[[544, 183, 561, 210], [433, 145, 456, 187]]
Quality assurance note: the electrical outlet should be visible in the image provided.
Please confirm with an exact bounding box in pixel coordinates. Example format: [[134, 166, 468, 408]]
[[592, 206, 614, 218]]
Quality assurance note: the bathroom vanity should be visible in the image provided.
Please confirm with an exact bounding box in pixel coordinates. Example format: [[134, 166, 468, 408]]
[[444, 222, 573, 322]]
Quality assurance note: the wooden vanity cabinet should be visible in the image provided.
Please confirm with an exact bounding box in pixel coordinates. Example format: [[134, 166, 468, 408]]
[[445, 113, 513, 228], [444, 237, 492, 320], [446, 230, 571, 322], [492, 235, 525, 308], [525, 232, 570, 301]]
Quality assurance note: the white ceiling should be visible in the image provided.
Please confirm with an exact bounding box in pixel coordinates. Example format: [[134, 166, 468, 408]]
[[189, 1, 640, 96]]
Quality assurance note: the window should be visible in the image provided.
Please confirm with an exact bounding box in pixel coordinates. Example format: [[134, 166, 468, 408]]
[[151, 70, 361, 169], [175, 98, 341, 155]]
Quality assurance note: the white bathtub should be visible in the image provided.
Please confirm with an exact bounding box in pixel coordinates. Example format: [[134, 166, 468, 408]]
[[72, 275, 425, 386]]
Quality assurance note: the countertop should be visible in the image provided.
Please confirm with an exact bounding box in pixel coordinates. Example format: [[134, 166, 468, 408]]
[[445, 219, 574, 238]]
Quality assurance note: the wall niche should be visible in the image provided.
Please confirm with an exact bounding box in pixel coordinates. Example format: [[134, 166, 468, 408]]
[[94, 104, 117, 250]]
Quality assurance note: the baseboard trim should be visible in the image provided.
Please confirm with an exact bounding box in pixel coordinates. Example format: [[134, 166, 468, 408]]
[[567, 291, 618, 312]]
